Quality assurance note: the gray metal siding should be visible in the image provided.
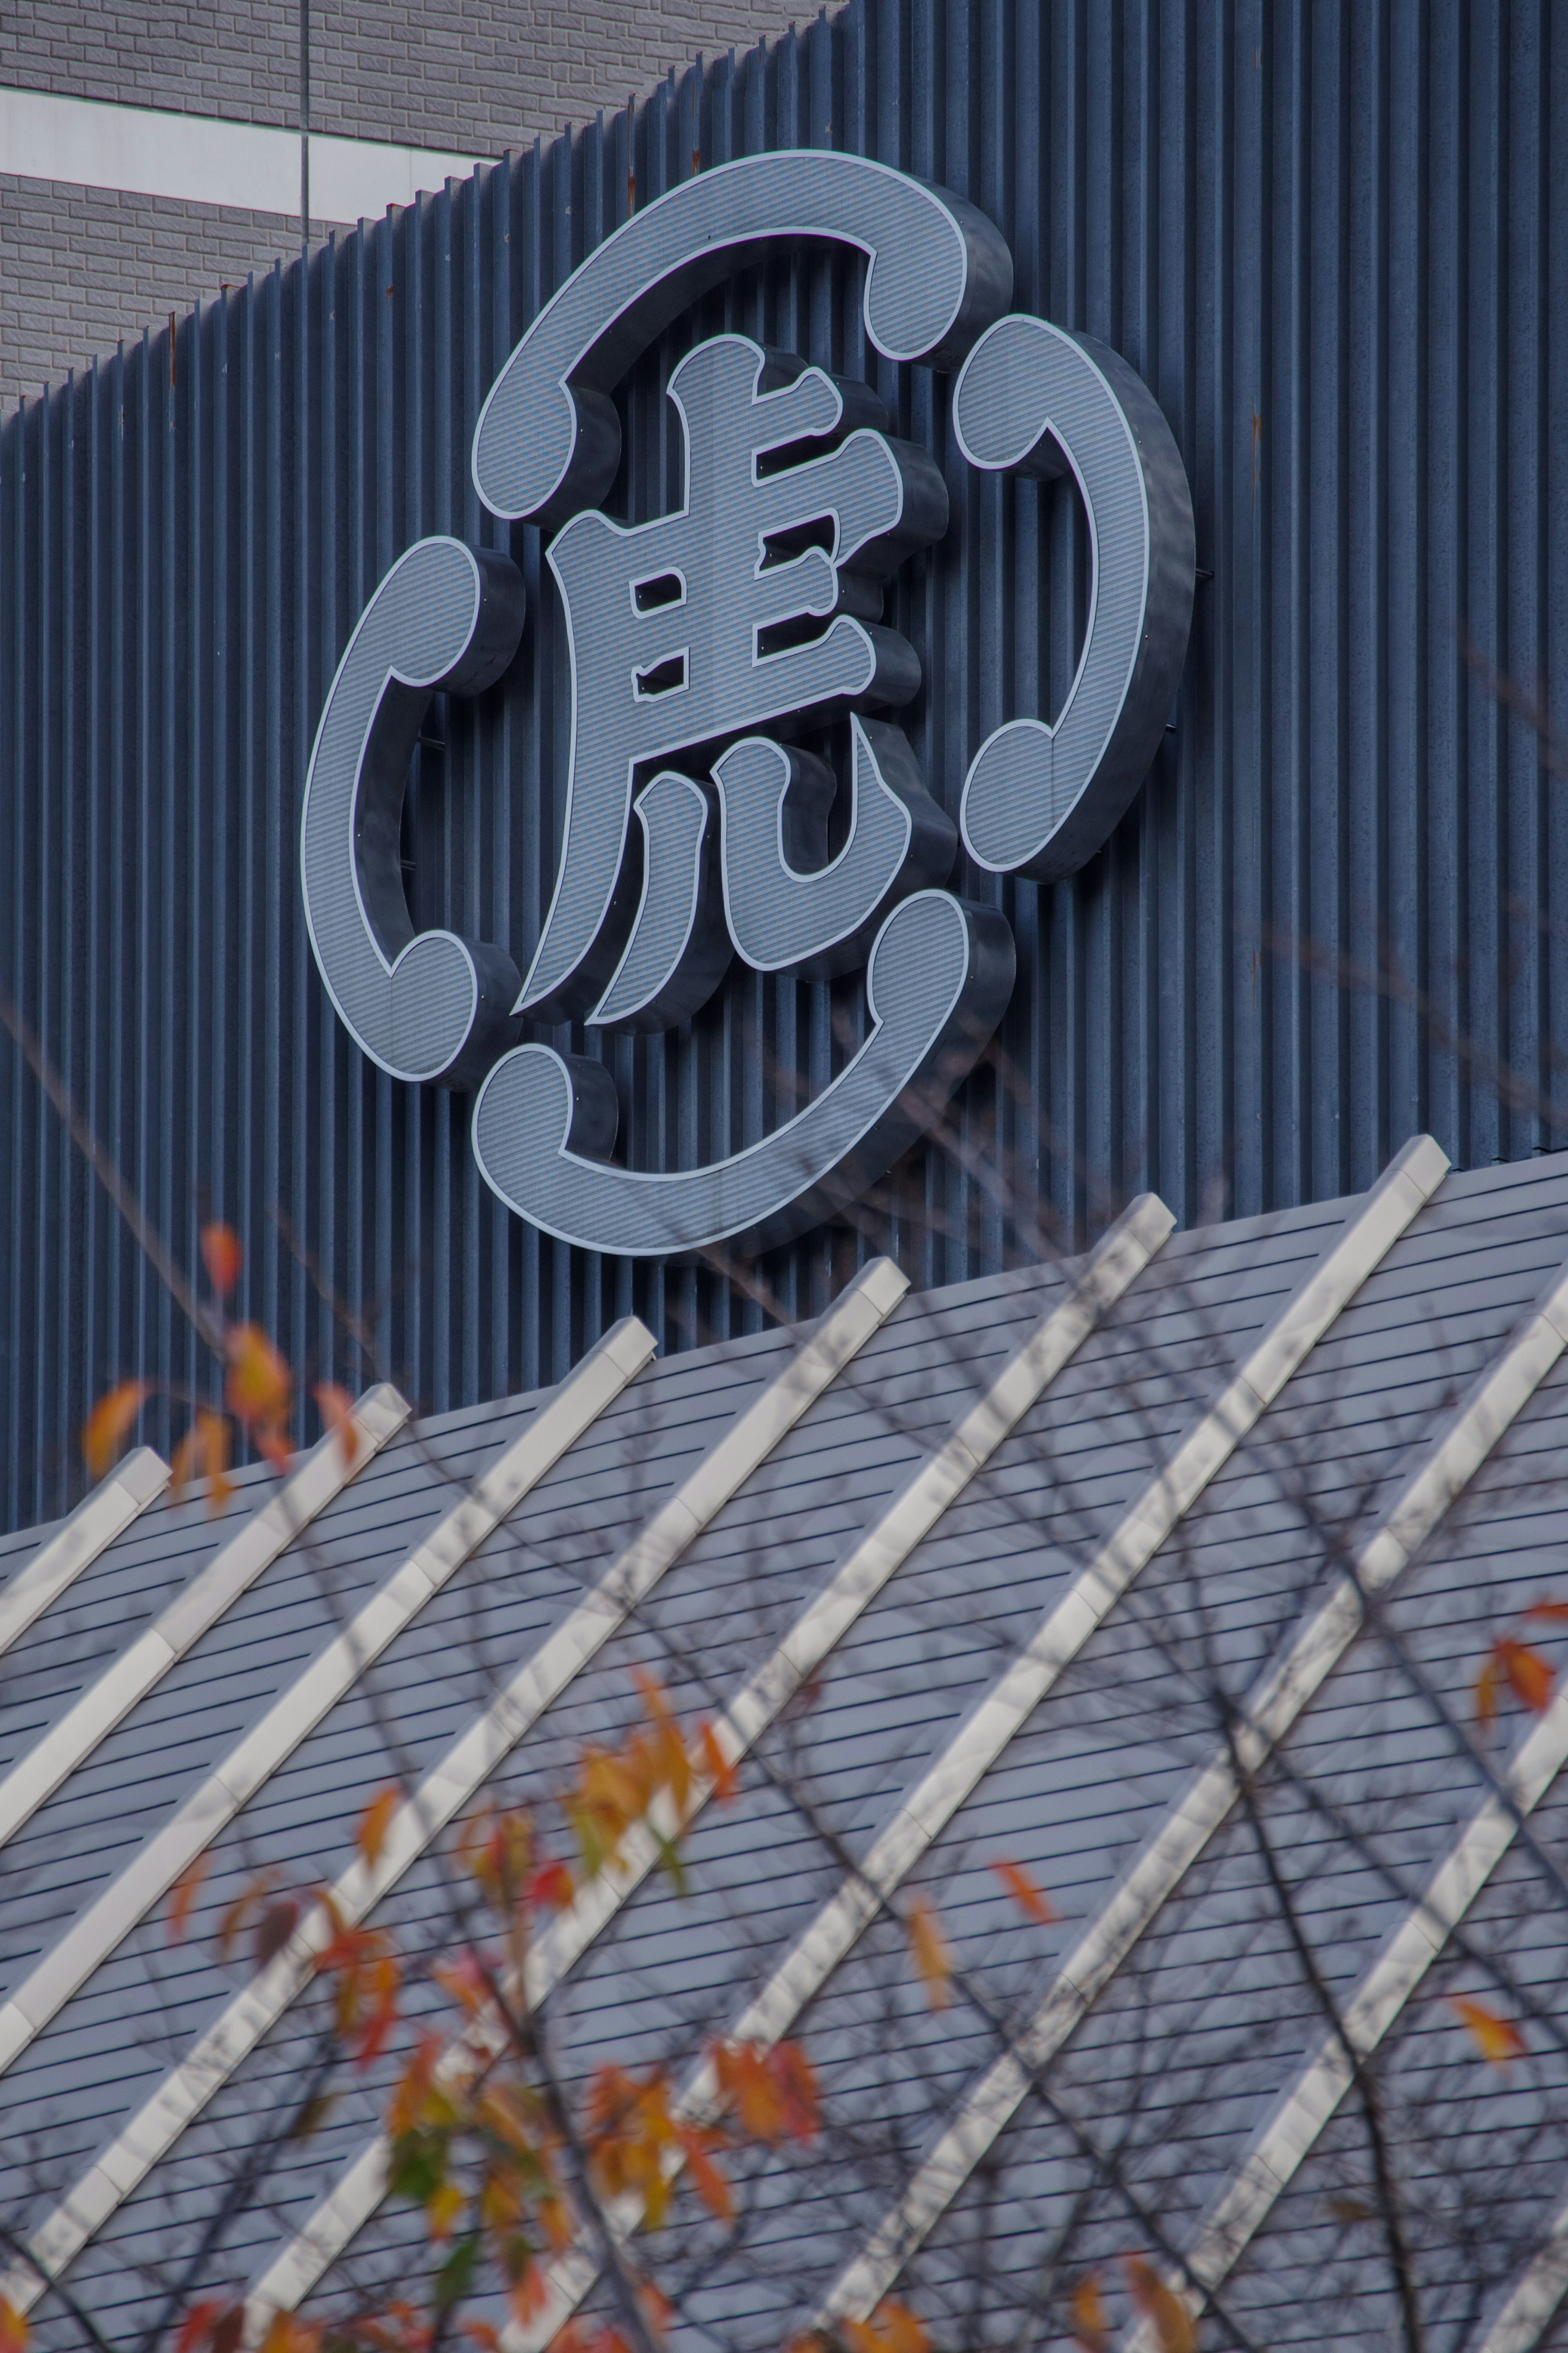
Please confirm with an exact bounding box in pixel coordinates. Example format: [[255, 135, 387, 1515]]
[[0, 3, 1564, 1557]]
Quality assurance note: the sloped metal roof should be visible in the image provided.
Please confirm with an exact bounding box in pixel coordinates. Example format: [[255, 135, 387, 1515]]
[[5, 1141, 1568, 2348]]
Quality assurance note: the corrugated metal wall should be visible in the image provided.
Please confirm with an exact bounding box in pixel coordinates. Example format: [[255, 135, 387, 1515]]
[[1, 0, 1564, 1529]]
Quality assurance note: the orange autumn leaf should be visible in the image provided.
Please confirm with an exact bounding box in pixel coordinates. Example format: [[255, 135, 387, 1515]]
[[1477, 1636, 1555, 1725], [314, 1380, 360, 1470], [1451, 1995, 1528, 2068], [713, 2038, 821, 2145], [1067, 2272, 1108, 2353], [699, 1717, 739, 1804], [905, 1896, 952, 2010], [1524, 1597, 1568, 1624], [225, 1323, 292, 1433], [166, 1850, 211, 1944], [200, 1222, 244, 1298], [82, 1378, 151, 1478], [357, 1785, 401, 1869], [0, 2303, 26, 2353], [990, 1858, 1058, 1926], [170, 1410, 232, 1513], [677, 2123, 734, 2221], [842, 2304, 926, 2353], [257, 2316, 323, 2353], [1123, 2258, 1196, 2353]]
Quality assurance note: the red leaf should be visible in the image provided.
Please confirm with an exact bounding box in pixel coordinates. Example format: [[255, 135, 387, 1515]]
[[254, 1897, 301, 1967], [166, 1852, 211, 1944], [200, 1223, 244, 1298], [526, 1858, 574, 1912], [1523, 1598, 1568, 1624], [174, 2303, 225, 2353]]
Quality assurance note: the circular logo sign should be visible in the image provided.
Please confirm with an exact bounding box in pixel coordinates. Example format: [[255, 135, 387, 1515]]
[[301, 151, 1194, 1259]]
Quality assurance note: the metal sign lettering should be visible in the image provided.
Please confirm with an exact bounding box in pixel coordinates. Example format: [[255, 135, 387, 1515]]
[[300, 149, 1195, 1260]]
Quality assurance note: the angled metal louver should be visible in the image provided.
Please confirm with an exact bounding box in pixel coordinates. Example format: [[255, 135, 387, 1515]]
[[0, 1446, 169, 1663], [0, 1387, 409, 1856], [242, 1188, 1176, 2329], [1476, 2210, 1568, 2352], [817, 1232, 1568, 2331], [512, 1134, 1449, 2345], [10, 1260, 910, 2311], [0, 1323, 654, 2088]]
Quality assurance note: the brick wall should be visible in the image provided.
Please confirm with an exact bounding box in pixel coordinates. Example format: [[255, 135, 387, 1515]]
[[1, 0, 804, 410], [1, 0, 805, 150], [0, 177, 336, 410]]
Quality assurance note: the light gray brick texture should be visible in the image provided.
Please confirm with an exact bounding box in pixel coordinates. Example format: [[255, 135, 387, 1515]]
[[2, 0, 811, 409], [0, 176, 334, 410], [2, 0, 806, 152]]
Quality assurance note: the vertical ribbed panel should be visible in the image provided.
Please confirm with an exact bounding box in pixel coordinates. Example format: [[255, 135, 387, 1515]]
[[0, 0, 1563, 1528]]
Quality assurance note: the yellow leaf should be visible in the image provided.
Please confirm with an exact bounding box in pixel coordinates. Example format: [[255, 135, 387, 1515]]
[[906, 1897, 952, 2010], [225, 1323, 291, 1432], [356, 1785, 401, 1869], [1124, 2258, 1195, 2353], [82, 1379, 151, 1479], [427, 2180, 466, 2241], [1451, 1995, 1527, 2068]]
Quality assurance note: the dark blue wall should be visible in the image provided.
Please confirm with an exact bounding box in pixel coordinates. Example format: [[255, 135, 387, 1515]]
[[2, 0, 1564, 1528]]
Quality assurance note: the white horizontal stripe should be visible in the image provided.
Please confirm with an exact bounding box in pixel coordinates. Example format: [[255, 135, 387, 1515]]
[[0, 1445, 168, 1662], [0, 86, 482, 225], [245, 1194, 1175, 2334], [824, 1230, 1568, 2332], [514, 1135, 1448, 2350], [0, 1320, 654, 2106], [10, 1264, 906, 2315], [0, 1386, 409, 1858]]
